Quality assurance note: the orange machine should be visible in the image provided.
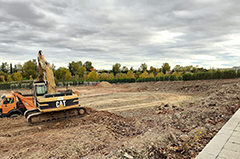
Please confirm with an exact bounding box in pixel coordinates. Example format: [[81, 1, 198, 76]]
[[0, 91, 36, 118], [0, 50, 86, 123]]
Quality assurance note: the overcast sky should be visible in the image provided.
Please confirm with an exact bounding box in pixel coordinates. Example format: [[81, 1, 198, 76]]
[[0, 0, 239, 70]]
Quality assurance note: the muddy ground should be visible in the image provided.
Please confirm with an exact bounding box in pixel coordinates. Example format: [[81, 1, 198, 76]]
[[0, 79, 240, 159]]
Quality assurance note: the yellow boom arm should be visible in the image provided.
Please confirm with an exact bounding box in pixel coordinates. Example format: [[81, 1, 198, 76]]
[[38, 50, 57, 93]]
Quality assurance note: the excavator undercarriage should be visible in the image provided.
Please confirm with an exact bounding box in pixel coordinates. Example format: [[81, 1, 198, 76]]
[[25, 107, 86, 124]]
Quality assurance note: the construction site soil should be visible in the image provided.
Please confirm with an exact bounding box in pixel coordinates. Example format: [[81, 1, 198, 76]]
[[1, 79, 240, 159]]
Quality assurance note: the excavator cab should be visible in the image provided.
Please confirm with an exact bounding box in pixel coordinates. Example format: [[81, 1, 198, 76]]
[[34, 82, 48, 97], [32, 81, 48, 107]]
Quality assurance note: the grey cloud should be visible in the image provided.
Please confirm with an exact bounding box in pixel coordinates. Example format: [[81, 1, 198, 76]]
[[0, 0, 240, 69], [1, 2, 44, 20], [0, 1, 57, 29]]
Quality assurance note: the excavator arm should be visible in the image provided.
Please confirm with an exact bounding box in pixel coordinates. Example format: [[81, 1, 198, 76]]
[[37, 50, 57, 93]]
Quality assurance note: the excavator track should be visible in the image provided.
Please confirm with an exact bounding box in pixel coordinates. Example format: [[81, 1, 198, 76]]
[[27, 107, 86, 124], [24, 108, 40, 119]]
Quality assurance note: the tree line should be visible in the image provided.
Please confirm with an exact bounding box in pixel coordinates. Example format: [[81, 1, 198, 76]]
[[0, 59, 238, 83]]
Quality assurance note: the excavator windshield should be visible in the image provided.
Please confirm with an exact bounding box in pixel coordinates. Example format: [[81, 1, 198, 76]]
[[36, 84, 47, 96]]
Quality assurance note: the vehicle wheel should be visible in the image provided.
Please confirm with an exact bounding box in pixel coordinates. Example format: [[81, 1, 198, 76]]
[[10, 114, 20, 118], [78, 107, 86, 116]]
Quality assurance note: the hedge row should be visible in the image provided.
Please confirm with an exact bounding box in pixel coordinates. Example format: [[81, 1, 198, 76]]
[[0, 82, 33, 90], [182, 70, 239, 81], [136, 75, 182, 82], [1, 70, 240, 90]]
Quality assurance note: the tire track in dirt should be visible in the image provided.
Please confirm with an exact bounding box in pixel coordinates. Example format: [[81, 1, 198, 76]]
[[95, 93, 192, 112]]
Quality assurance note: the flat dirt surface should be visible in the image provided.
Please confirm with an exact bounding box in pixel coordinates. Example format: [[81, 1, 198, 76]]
[[1, 79, 240, 158]]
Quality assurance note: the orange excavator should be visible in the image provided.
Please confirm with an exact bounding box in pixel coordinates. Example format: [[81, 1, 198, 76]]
[[0, 50, 86, 124]]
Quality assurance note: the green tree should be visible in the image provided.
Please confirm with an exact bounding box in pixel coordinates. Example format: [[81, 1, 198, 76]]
[[115, 73, 127, 79], [29, 75, 33, 81], [76, 66, 86, 79], [122, 66, 128, 74], [17, 63, 23, 73], [237, 69, 240, 78], [7, 75, 12, 82], [65, 71, 72, 81], [68, 61, 82, 76], [0, 76, 5, 82], [198, 67, 207, 72], [172, 71, 182, 77], [12, 72, 22, 81], [161, 63, 171, 74], [22, 59, 38, 79], [184, 65, 193, 72], [135, 72, 141, 79], [99, 69, 109, 74], [130, 67, 134, 72], [13, 64, 17, 73], [10, 63, 13, 74], [126, 71, 135, 79], [156, 72, 164, 77], [139, 71, 149, 78], [149, 72, 154, 78], [100, 73, 108, 80], [87, 71, 99, 80], [149, 66, 158, 76], [51, 64, 56, 72], [191, 65, 198, 73], [112, 63, 121, 75], [139, 63, 147, 73], [0, 71, 7, 81], [108, 73, 114, 79], [1, 62, 9, 73], [54, 67, 71, 80], [173, 65, 182, 72], [83, 61, 93, 73]]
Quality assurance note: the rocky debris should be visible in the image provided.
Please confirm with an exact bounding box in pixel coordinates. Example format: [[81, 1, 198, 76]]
[[123, 153, 134, 159], [169, 132, 177, 144], [143, 79, 240, 158], [40, 107, 146, 138], [149, 79, 240, 94], [1, 79, 240, 159], [118, 147, 145, 159], [179, 134, 189, 142], [155, 103, 182, 114]]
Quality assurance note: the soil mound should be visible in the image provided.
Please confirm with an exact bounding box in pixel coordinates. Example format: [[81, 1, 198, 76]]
[[45, 107, 145, 137], [2, 107, 145, 138], [96, 81, 112, 88]]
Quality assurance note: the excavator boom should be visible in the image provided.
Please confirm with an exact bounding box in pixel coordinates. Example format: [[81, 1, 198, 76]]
[[38, 50, 56, 93]]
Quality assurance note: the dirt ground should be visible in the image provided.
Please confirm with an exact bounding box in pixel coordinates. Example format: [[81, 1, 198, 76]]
[[1, 79, 240, 159]]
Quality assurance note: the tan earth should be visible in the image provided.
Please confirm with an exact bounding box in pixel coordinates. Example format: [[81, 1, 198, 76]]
[[96, 81, 113, 88], [0, 79, 240, 158]]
